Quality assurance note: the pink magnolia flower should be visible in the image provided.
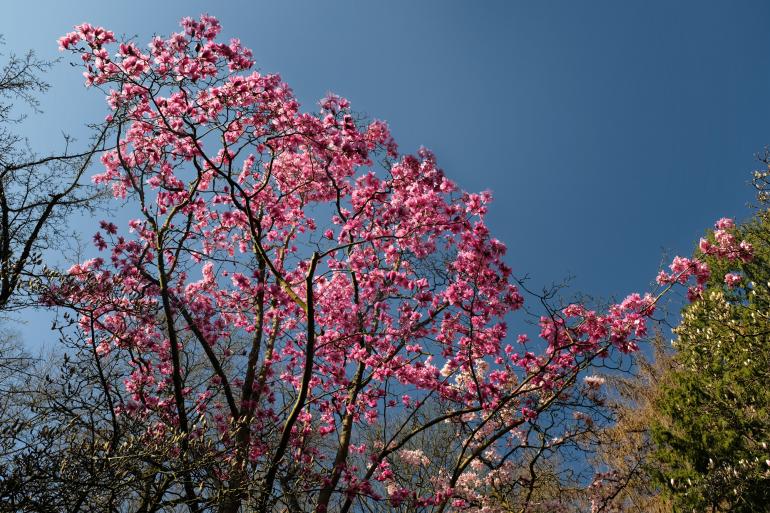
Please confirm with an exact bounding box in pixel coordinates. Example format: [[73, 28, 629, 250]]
[[724, 272, 742, 289]]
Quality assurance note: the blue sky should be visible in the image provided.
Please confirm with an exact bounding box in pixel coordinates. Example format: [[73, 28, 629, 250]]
[[3, 1, 770, 345]]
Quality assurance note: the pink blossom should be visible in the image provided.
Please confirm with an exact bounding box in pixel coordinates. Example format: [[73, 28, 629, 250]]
[[724, 272, 742, 288]]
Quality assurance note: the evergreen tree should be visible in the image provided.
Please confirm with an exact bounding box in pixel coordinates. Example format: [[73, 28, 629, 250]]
[[651, 211, 770, 512]]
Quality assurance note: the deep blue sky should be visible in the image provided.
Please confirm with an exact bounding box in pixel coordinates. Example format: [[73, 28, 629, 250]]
[[3, 1, 770, 345]]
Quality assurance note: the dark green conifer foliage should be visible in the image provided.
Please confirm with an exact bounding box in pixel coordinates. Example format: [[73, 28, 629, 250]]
[[651, 211, 770, 512]]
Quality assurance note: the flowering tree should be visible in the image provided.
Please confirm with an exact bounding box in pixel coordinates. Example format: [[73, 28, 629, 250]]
[[50, 16, 751, 513]]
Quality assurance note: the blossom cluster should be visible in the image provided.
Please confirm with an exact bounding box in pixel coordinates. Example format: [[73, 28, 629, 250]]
[[656, 217, 753, 301]]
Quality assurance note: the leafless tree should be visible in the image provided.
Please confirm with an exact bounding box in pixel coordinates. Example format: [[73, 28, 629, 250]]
[[0, 36, 107, 311], [0, 37, 117, 512]]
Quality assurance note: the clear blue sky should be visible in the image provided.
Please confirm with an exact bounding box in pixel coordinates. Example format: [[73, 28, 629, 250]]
[[3, 1, 770, 345]]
